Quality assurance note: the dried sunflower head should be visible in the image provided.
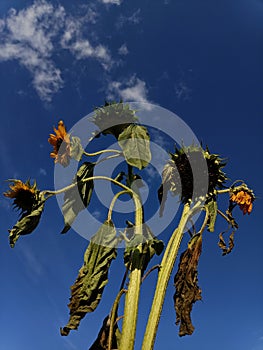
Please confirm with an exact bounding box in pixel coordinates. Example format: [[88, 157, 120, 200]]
[[159, 145, 227, 208], [171, 145, 227, 203], [4, 179, 38, 213]]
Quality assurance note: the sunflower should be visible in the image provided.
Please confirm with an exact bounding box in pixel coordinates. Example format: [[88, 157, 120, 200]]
[[4, 179, 38, 213], [168, 145, 227, 203], [230, 185, 255, 215], [48, 120, 71, 167], [93, 101, 138, 138]]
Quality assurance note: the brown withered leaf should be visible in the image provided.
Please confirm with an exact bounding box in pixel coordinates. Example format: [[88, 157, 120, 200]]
[[89, 315, 121, 350], [60, 220, 118, 336], [218, 231, 235, 255], [174, 234, 202, 337]]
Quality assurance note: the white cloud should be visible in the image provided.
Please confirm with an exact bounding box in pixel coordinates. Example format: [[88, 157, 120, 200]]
[[39, 168, 47, 176], [116, 8, 141, 28], [118, 43, 129, 55], [101, 0, 122, 5], [108, 75, 151, 106], [60, 14, 112, 70], [174, 81, 192, 101], [0, 1, 64, 101], [0, 1, 112, 101]]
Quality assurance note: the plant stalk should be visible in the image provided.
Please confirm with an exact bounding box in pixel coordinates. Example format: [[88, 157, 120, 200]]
[[119, 191, 143, 350], [141, 201, 202, 350]]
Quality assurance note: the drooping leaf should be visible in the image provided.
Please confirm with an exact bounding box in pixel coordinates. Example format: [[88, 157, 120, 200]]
[[70, 136, 84, 161], [89, 315, 121, 350], [174, 234, 202, 336], [60, 220, 118, 336], [118, 124, 151, 169], [61, 162, 95, 233], [8, 193, 45, 248], [205, 199, 218, 232], [124, 223, 164, 273]]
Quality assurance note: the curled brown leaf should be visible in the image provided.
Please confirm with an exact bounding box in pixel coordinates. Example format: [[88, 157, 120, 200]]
[[174, 234, 202, 336]]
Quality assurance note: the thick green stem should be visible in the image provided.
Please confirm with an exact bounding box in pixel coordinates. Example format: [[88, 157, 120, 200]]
[[119, 267, 142, 350], [107, 190, 129, 221], [119, 191, 143, 350], [141, 201, 202, 350]]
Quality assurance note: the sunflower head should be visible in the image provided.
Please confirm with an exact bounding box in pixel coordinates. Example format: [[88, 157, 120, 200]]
[[48, 120, 71, 167], [4, 179, 38, 213], [230, 184, 255, 215], [93, 101, 138, 138], [169, 145, 227, 203]]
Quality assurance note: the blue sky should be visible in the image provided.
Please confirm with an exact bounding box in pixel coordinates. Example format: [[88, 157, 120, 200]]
[[0, 1, 262, 349]]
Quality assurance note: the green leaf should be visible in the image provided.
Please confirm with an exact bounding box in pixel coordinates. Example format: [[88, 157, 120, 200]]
[[8, 193, 45, 248], [60, 220, 118, 336], [124, 224, 164, 273], [61, 162, 95, 233], [205, 199, 218, 232], [118, 124, 151, 169], [70, 136, 84, 161]]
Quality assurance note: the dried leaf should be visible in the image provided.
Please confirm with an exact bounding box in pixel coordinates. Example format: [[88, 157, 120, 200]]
[[89, 315, 121, 350], [174, 234, 202, 336], [118, 124, 151, 169], [205, 199, 218, 232], [61, 162, 95, 233], [61, 220, 118, 336], [8, 193, 45, 248], [218, 231, 235, 255]]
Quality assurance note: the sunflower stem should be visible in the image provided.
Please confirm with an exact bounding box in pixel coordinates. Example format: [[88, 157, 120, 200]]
[[83, 149, 122, 157], [141, 200, 203, 350]]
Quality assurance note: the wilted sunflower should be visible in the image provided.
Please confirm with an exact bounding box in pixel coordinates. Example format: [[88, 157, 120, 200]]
[[230, 185, 255, 215], [48, 120, 71, 167], [158, 145, 227, 208], [4, 179, 38, 213], [4, 179, 45, 247]]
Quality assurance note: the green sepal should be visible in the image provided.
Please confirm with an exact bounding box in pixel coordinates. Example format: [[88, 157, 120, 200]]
[[118, 124, 151, 169], [61, 220, 118, 336], [61, 162, 95, 233]]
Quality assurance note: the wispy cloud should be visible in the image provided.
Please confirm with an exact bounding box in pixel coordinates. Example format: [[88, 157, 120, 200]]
[[39, 168, 47, 176], [118, 43, 129, 55], [17, 242, 45, 282], [107, 75, 151, 105], [0, 0, 112, 101], [175, 81, 192, 101], [0, 1, 64, 101], [116, 8, 141, 28], [100, 0, 122, 4]]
